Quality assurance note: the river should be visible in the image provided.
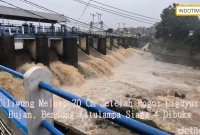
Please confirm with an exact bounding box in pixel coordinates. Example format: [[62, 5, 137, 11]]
[[53, 50, 200, 135]]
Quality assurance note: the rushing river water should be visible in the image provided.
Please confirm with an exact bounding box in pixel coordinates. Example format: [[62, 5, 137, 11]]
[[1, 47, 199, 135], [53, 50, 200, 135]]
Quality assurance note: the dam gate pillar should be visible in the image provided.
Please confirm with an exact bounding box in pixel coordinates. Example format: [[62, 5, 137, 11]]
[[98, 37, 106, 55], [36, 36, 49, 66], [63, 37, 78, 67], [113, 38, 119, 48], [0, 36, 16, 70], [106, 37, 112, 50], [79, 36, 89, 55], [118, 38, 123, 48]]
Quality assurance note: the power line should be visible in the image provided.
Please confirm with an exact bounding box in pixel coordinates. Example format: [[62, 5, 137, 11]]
[[71, 0, 155, 24], [77, 0, 91, 21], [0, 0, 50, 21], [2, 1, 199, 59], [0, 0, 152, 51], [12, 0, 147, 38], [2, 1, 187, 58], [104, 23, 108, 29], [90, 0, 161, 21], [17, 0, 110, 31], [0, 0, 75, 32], [8, 0, 36, 10], [72, 0, 158, 23]]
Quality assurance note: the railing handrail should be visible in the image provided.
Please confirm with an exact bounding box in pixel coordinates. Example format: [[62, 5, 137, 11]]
[[0, 65, 23, 79], [0, 87, 63, 135], [39, 82, 170, 135], [0, 65, 170, 135], [0, 88, 26, 112], [41, 120, 63, 135]]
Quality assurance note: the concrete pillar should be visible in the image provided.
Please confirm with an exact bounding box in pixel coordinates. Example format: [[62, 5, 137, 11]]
[[130, 38, 136, 47], [113, 38, 119, 48], [98, 37, 106, 55], [0, 36, 16, 70], [110, 37, 113, 50], [118, 37, 127, 48], [106, 37, 112, 50], [36, 36, 49, 66], [88, 36, 93, 47], [85, 36, 89, 55], [125, 38, 129, 48], [93, 37, 98, 49], [123, 38, 126, 48], [79, 36, 89, 55], [127, 38, 132, 48], [63, 37, 78, 67], [24, 39, 37, 60], [51, 39, 63, 55], [118, 38, 123, 48], [24, 67, 53, 135]]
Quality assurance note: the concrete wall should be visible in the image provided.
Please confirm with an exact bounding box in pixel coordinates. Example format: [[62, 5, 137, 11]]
[[80, 37, 86, 51], [98, 37, 106, 55], [0, 36, 16, 70], [15, 49, 32, 68], [124, 38, 128, 48], [106, 38, 111, 49], [93, 38, 98, 49], [137, 40, 147, 48], [36, 37, 49, 66], [24, 39, 37, 60], [118, 38, 123, 48], [113, 38, 119, 48], [148, 43, 200, 67], [51, 39, 63, 55], [148, 43, 190, 57], [63, 37, 78, 67], [88, 36, 93, 47], [79, 36, 89, 55]]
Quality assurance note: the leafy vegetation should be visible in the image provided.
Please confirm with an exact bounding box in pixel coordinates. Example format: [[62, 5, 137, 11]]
[[155, 3, 200, 51]]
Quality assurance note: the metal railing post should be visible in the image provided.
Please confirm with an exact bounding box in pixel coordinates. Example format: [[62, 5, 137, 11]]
[[22, 26, 24, 34], [24, 67, 53, 135], [43, 26, 45, 33], [35, 26, 38, 33], [8, 27, 11, 35], [16, 26, 18, 34]]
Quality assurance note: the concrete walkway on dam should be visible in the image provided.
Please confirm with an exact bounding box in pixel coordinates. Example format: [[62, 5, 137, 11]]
[[54, 50, 200, 135]]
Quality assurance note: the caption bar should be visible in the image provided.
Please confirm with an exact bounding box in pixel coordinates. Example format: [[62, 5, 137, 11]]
[[176, 5, 200, 16]]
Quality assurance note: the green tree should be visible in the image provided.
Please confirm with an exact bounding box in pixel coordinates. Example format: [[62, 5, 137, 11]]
[[155, 3, 200, 40]]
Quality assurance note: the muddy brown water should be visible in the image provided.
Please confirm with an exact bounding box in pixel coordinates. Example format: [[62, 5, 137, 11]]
[[54, 51, 200, 135], [1, 48, 199, 135]]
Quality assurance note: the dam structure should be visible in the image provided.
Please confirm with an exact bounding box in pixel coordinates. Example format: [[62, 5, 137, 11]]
[[0, 6, 137, 71], [0, 5, 169, 135]]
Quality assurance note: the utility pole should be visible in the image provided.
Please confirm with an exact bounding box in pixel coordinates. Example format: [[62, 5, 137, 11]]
[[118, 23, 120, 29], [96, 12, 103, 23], [123, 23, 126, 36], [90, 13, 96, 23], [123, 23, 126, 29], [149, 26, 153, 43]]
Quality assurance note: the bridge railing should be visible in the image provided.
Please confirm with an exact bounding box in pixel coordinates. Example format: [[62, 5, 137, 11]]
[[0, 24, 63, 36], [0, 65, 170, 135]]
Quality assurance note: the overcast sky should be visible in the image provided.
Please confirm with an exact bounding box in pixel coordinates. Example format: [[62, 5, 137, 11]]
[[1, 0, 200, 29]]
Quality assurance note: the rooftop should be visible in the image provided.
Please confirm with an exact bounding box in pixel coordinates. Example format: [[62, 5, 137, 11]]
[[0, 6, 70, 23]]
